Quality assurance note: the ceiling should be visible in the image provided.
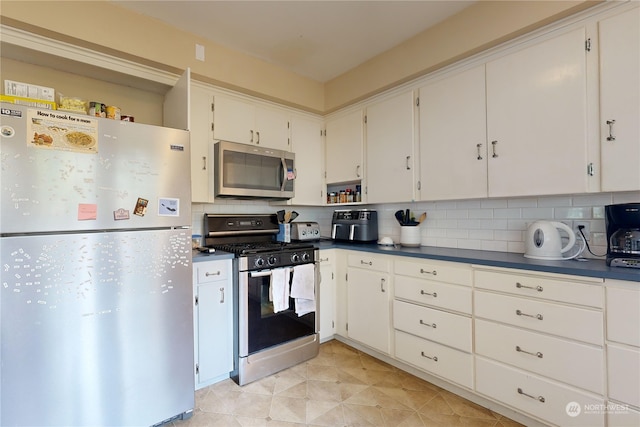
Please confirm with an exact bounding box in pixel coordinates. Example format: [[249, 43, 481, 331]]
[[111, 1, 475, 82]]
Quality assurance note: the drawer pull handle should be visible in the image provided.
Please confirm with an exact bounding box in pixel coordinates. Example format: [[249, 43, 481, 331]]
[[420, 351, 438, 362], [420, 268, 437, 276], [220, 287, 225, 304], [419, 320, 437, 329], [516, 309, 543, 320], [517, 387, 545, 403], [420, 290, 438, 297], [515, 345, 543, 359], [516, 282, 543, 292], [361, 260, 373, 266], [380, 278, 386, 293], [206, 271, 221, 277], [320, 257, 329, 262]]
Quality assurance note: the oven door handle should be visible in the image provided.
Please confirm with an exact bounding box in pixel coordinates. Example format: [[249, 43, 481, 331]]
[[249, 270, 273, 278]]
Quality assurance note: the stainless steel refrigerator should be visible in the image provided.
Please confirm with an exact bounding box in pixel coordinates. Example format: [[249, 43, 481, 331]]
[[0, 103, 194, 426]]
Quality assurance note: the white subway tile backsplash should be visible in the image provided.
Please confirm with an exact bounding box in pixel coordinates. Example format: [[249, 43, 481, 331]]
[[494, 208, 521, 219], [507, 197, 538, 208], [193, 192, 636, 257], [522, 207, 554, 219], [554, 207, 592, 219], [537, 196, 573, 207]]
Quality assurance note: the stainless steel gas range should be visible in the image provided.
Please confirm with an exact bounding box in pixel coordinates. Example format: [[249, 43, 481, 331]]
[[203, 214, 319, 386]]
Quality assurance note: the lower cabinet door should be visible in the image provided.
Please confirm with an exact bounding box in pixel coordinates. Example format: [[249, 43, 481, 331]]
[[607, 343, 640, 408], [196, 280, 233, 387], [395, 330, 473, 389], [475, 357, 605, 427], [607, 402, 640, 427]]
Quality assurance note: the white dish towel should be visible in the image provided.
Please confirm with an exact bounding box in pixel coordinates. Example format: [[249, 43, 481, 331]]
[[290, 263, 315, 316], [270, 267, 290, 313]]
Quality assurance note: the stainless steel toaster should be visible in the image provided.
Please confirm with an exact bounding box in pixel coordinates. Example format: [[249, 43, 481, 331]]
[[290, 221, 321, 241]]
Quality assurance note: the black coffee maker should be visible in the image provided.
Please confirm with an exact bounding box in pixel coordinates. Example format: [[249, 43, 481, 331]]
[[605, 203, 640, 268]]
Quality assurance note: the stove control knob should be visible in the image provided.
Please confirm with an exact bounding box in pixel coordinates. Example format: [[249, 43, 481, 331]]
[[268, 255, 278, 266], [254, 257, 265, 268], [291, 253, 300, 263], [301, 252, 311, 262]]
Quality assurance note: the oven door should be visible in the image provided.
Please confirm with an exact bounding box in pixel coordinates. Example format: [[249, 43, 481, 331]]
[[238, 265, 317, 357]]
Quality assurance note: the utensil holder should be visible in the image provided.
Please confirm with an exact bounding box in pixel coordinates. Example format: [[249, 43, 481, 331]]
[[400, 226, 421, 247]]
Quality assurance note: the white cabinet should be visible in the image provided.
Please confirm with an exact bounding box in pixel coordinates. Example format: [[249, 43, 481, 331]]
[[189, 83, 215, 203], [606, 281, 640, 409], [289, 114, 325, 205], [346, 253, 391, 354], [212, 94, 290, 151], [418, 65, 488, 200], [393, 258, 474, 388], [365, 91, 416, 203], [325, 109, 364, 186], [474, 267, 605, 426], [318, 250, 336, 342], [485, 28, 589, 197], [598, 5, 640, 191], [193, 258, 233, 389]]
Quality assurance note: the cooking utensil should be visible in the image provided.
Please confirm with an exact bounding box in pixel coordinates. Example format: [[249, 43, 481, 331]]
[[395, 210, 405, 226], [405, 209, 411, 225], [284, 211, 292, 223], [290, 211, 299, 222], [277, 210, 285, 223], [418, 212, 427, 224]]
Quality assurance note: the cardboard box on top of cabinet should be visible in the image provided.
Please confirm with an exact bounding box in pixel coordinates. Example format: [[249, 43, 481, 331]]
[[4, 80, 55, 102]]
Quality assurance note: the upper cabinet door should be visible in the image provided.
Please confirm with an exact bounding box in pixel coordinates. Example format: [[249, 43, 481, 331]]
[[486, 28, 589, 198], [189, 84, 215, 203], [325, 109, 364, 185], [365, 91, 416, 204], [163, 68, 191, 130], [212, 94, 255, 145], [599, 6, 640, 192], [212, 94, 290, 150], [419, 65, 488, 201], [289, 115, 325, 205]]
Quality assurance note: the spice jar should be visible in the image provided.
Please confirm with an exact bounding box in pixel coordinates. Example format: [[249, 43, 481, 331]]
[[339, 190, 347, 203], [346, 188, 354, 203], [328, 192, 337, 204]]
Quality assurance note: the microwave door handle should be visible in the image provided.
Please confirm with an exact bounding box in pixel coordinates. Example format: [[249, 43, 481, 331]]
[[349, 224, 356, 240], [280, 157, 288, 191], [331, 224, 337, 239]]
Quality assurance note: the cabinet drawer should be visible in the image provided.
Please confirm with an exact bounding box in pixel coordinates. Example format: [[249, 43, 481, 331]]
[[474, 290, 603, 345], [348, 253, 390, 272], [606, 284, 640, 347], [395, 259, 471, 286], [475, 269, 603, 308], [395, 330, 473, 389], [475, 319, 603, 394], [195, 260, 230, 284], [318, 250, 335, 265], [607, 343, 640, 407], [476, 357, 605, 427], [395, 275, 472, 314], [394, 300, 471, 352]]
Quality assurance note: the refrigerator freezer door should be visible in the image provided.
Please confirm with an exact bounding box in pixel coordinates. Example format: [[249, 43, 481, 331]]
[[0, 104, 191, 234], [1, 229, 194, 426]]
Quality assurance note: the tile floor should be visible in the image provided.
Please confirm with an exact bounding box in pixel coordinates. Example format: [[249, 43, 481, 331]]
[[174, 340, 525, 427]]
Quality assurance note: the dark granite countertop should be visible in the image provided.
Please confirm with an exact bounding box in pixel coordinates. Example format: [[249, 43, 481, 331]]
[[315, 241, 640, 282]]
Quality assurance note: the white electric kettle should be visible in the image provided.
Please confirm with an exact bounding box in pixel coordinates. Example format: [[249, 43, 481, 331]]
[[524, 221, 577, 260]]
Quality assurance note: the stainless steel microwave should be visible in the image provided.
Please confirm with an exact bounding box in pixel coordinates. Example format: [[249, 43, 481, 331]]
[[213, 140, 295, 200]]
